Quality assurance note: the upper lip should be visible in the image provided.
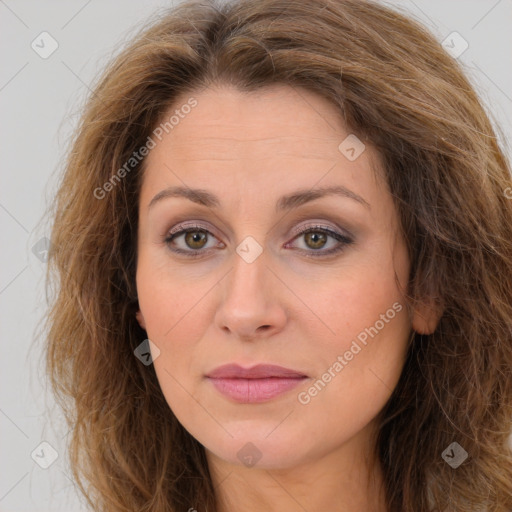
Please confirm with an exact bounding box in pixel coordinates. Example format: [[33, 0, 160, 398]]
[[206, 364, 308, 379]]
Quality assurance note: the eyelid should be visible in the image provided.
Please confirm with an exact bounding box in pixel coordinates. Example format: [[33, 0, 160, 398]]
[[166, 221, 217, 237], [165, 219, 350, 243], [287, 220, 353, 240]]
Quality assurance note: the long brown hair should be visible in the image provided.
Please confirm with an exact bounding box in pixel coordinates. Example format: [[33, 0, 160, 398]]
[[44, 0, 512, 510]]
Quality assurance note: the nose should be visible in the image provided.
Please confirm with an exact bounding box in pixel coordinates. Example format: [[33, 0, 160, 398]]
[[214, 247, 287, 342]]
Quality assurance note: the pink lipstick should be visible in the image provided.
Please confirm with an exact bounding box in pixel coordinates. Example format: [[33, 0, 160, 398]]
[[205, 364, 308, 403]]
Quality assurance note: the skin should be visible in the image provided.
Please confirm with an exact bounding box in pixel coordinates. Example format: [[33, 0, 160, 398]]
[[135, 83, 440, 511]]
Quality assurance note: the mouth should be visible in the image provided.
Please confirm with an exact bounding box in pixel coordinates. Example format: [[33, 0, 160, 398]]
[[205, 364, 309, 403]]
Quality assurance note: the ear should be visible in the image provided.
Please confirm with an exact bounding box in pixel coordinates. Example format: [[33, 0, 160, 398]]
[[411, 298, 443, 335], [135, 309, 146, 330]]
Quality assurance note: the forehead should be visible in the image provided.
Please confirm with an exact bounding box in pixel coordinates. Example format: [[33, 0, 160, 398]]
[[149, 84, 349, 158], [139, 84, 386, 211]]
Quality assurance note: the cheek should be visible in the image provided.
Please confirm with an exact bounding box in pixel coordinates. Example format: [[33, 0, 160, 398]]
[[293, 246, 410, 407], [291, 285, 409, 450], [135, 254, 214, 381], [298, 250, 407, 348], [136, 249, 203, 338], [135, 263, 208, 428]]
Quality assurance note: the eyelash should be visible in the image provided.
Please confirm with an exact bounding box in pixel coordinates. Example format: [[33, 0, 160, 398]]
[[163, 222, 354, 259]]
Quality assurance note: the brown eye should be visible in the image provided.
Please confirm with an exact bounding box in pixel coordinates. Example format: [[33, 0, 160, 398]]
[[164, 224, 221, 257], [183, 230, 208, 250], [164, 223, 353, 259], [303, 231, 328, 250], [286, 225, 354, 258]]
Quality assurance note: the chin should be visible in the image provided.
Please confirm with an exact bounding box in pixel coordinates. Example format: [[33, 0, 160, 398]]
[[194, 422, 320, 471]]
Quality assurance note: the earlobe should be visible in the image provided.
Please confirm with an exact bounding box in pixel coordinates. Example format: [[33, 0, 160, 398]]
[[412, 299, 443, 335], [136, 309, 146, 330]]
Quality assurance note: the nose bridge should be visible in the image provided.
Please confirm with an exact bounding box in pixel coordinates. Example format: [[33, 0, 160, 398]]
[[225, 238, 269, 310], [215, 237, 286, 339]]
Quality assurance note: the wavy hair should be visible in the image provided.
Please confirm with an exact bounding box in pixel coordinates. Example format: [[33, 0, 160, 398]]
[[44, 0, 512, 510]]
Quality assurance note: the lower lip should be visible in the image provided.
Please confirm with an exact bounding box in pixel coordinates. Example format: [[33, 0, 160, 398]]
[[207, 377, 307, 403]]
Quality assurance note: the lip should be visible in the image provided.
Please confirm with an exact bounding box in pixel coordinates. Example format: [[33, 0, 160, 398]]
[[205, 364, 308, 403]]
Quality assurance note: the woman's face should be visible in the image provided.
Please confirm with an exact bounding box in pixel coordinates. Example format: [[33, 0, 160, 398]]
[[135, 84, 433, 471]]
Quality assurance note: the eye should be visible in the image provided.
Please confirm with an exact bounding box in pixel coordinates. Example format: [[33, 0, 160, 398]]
[[164, 223, 224, 258], [163, 222, 353, 258], [285, 225, 353, 257]]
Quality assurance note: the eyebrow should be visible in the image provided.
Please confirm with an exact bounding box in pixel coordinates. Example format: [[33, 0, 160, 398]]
[[147, 185, 370, 212]]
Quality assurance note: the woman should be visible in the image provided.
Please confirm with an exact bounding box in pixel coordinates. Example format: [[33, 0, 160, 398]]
[[45, 0, 512, 510]]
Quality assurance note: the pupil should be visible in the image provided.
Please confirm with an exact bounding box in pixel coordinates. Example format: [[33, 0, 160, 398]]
[[307, 232, 326, 249], [186, 231, 206, 248]]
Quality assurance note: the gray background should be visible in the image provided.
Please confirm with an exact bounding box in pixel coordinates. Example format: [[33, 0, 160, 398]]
[[1, 1, 511, 511]]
